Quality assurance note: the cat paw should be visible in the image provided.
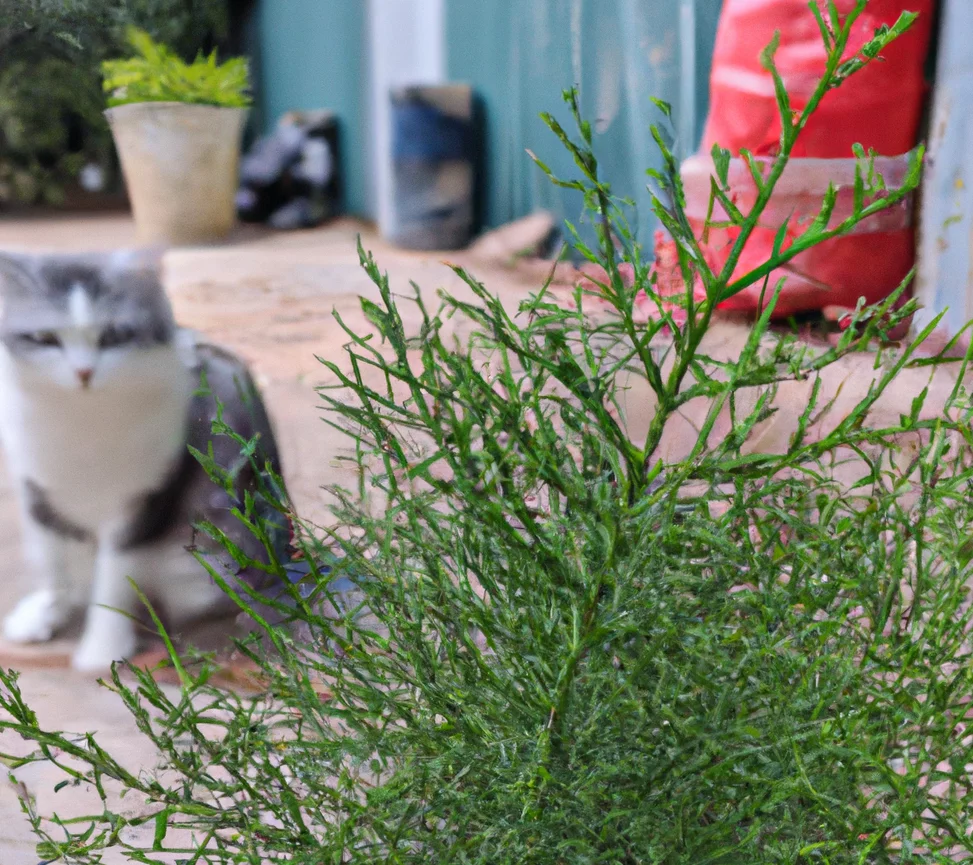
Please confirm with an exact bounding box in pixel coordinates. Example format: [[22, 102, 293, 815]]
[[3, 590, 68, 643], [71, 628, 138, 672]]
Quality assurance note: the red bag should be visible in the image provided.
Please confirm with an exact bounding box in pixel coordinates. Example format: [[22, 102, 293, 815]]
[[703, 0, 935, 159], [680, 0, 935, 318], [674, 152, 919, 319]]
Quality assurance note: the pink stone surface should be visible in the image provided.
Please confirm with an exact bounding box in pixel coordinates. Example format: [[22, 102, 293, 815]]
[[0, 213, 962, 860]]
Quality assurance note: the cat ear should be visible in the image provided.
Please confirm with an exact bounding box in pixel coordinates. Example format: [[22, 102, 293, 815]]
[[0, 251, 31, 273], [0, 251, 36, 298]]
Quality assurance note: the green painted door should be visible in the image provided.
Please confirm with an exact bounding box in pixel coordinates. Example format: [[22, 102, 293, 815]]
[[447, 0, 722, 243]]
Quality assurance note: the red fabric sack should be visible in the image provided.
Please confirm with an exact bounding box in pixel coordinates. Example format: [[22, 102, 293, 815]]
[[669, 0, 935, 318], [702, 0, 935, 159]]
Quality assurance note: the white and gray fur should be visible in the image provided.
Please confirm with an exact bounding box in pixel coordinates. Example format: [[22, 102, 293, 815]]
[[0, 249, 288, 670]]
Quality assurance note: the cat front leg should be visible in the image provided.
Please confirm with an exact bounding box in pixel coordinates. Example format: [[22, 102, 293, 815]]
[[71, 545, 141, 671], [3, 500, 94, 644]]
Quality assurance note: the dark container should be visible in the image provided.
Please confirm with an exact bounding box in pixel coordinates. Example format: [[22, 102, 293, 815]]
[[388, 84, 475, 250]]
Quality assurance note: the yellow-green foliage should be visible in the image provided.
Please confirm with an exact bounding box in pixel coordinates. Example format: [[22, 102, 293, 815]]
[[102, 27, 250, 108]]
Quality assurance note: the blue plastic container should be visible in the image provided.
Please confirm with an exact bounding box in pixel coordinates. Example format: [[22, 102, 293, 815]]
[[387, 84, 475, 250]]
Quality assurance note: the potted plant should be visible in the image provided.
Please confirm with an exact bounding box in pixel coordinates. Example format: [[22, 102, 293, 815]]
[[102, 28, 251, 245]]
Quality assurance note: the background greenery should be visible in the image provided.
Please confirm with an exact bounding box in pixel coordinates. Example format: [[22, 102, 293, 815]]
[[0, 0, 228, 206]]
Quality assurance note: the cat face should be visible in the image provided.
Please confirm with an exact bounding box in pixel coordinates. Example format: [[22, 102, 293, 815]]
[[0, 249, 177, 392]]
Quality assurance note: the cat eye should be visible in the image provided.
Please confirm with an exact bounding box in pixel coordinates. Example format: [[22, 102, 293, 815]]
[[19, 331, 61, 348], [98, 325, 137, 349]]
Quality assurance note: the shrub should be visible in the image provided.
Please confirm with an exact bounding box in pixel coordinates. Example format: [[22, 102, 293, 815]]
[[0, 0, 227, 60], [3, 2, 972, 862], [102, 26, 250, 108], [0, 54, 112, 205], [0, 0, 229, 205]]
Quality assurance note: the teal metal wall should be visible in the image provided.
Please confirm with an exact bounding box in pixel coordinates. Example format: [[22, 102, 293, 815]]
[[253, 1, 722, 234], [446, 0, 722, 240], [255, 0, 369, 215]]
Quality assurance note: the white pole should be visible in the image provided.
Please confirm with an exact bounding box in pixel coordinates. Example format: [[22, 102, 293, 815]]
[[915, 0, 973, 339], [366, 0, 446, 235]]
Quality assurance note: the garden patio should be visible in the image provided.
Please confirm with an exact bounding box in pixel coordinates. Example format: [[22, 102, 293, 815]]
[[0, 212, 516, 859], [0, 212, 965, 861]]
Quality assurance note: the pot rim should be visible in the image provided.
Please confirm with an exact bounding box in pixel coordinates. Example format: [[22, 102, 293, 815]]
[[104, 101, 249, 117]]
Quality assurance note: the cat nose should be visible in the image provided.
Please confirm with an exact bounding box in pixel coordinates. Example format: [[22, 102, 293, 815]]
[[76, 368, 94, 388]]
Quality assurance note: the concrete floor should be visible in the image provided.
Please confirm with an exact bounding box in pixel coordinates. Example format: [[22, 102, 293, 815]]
[[0, 213, 963, 860], [0, 213, 561, 860]]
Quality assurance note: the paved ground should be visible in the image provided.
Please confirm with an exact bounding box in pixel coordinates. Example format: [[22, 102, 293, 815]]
[[0, 213, 963, 860], [0, 211, 656, 860], [0, 213, 563, 860]]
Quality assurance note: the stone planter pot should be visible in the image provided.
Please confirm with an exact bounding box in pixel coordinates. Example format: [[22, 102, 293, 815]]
[[105, 102, 247, 246]]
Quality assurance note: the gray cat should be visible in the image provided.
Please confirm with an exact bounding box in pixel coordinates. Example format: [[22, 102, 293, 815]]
[[0, 248, 288, 670]]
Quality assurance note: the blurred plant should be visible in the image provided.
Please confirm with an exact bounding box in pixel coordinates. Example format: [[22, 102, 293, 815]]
[[4, 2, 973, 863], [0, 55, 112, 205], [102, 27, 250, 108], [0, 0, 225, 56], [0, 0, 228, 206]]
